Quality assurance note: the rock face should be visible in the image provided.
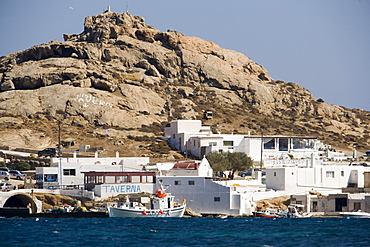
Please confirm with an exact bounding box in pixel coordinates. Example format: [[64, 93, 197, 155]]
[[0, 11, 369, 153]]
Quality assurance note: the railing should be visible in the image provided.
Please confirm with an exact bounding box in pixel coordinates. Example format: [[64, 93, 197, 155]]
[[264, 159, 308, 167], [44, 184, 84, 190]]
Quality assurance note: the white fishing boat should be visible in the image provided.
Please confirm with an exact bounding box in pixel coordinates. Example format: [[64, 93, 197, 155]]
[[252, 210, 278, 218], [286, 204, 312, 218], [339, 210, 370, 218], [108, 183, 186, 217]]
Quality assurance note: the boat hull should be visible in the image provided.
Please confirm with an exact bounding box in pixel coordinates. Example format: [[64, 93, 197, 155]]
[[287, 214, 312, 218], [108, 206, 186, 218], [340, 212, 370, 218], [252, 211, 277, 218]]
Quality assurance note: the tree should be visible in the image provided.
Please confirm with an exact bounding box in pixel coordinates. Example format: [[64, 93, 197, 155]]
[[225, 152, 253, 174], [205, 152, 229, 174], [206, 151, 253, 176], [16, 161, 31, 171]]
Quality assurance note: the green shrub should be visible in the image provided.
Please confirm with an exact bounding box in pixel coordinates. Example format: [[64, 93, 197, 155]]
[[150, 141, 171, 154], [16, 161, 31, 171]]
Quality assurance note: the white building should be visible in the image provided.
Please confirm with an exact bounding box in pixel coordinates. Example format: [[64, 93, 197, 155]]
[[157, 157, 213, 177], [83, 157, 214, 198], [33, 139, 363, 216], [164, 120, 341, 164], [34, 152, 265, 215], [35, 152, 149, 189], [83, 170, 157, 198], [266, 159, 370, 192], [291, 193, 370, 215], [158, 175, 265, 216]]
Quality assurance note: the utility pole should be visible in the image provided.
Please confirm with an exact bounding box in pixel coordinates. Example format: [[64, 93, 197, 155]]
[[260, 128, 263, 170], [57, 101, 69, 189], [58, 120, 63, 188]]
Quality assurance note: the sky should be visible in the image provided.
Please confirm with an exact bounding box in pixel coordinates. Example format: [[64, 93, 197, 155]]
[[1, 0, 369, 111]]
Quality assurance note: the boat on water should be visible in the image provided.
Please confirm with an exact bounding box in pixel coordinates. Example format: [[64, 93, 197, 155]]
[[286, 204, 312, 218], [108, 182, 186, 217], [252, 210, 279, 218], [339, 209, 370, 218]]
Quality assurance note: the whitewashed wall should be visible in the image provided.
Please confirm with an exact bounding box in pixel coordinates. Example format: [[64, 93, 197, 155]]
[[159, 176, 234, 215], [266, 165, 370, 191]]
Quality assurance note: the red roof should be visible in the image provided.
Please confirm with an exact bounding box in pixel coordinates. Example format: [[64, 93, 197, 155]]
[[172, 162, 199, 170]]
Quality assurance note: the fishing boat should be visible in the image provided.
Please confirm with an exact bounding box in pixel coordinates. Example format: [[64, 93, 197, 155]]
[[286, 204, 312, 218], [108, 183, 186, 217], [339, 209, 370, 218], [216, 214, 228, 219], [252, 210, 278, 218]]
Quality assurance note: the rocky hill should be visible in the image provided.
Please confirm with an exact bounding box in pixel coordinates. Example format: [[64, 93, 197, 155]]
[[0, 11, 369, 160]]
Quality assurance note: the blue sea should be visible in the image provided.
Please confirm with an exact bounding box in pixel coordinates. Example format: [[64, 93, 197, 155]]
[[1, 217, 369, 246]]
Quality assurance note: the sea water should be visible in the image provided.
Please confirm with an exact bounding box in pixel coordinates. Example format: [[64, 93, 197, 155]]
[[1, 217, 369, 246]]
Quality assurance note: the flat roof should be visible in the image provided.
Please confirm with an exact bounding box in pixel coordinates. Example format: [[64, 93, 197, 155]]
[[190, 135, 317, 139], [244, 135, 317, 139]]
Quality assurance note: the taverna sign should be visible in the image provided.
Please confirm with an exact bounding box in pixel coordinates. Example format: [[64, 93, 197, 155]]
[[95, 183, 155, 198], [102, 184, 142, 193]]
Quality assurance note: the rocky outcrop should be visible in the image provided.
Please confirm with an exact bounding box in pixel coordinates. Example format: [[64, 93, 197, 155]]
[[0, 11, 369, 152]]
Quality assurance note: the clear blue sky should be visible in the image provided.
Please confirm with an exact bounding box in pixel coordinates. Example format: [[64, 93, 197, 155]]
[[1, 0, 369, 111]]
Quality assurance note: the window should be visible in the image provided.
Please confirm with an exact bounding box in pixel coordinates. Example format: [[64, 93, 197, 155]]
[[96, 176, 103, 183], [174, 180, 181, 185], [341, 171, 344, 177], [263, 138, 275, 149], [214, 197, 220, 202], [63, 169, 76, 176], [326, 171, 334, 178], [188, 180, 195, 185], [312, 201, 318, 212], [209, 142, 217, 146], [87, 176, 95, 183], [143, 176, 154, 183], [274, 172, 276, 177], [118, 176, 128, 183], [223, 141, 233, 146], [354, 202, 361, 210], [292, 138, 315, 149], [44, 174, 58, 182], [35, 174, 43, 181], [278, 138, 289, 151], [105, 176, 116, 183], [193, 140, 196, 146]]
